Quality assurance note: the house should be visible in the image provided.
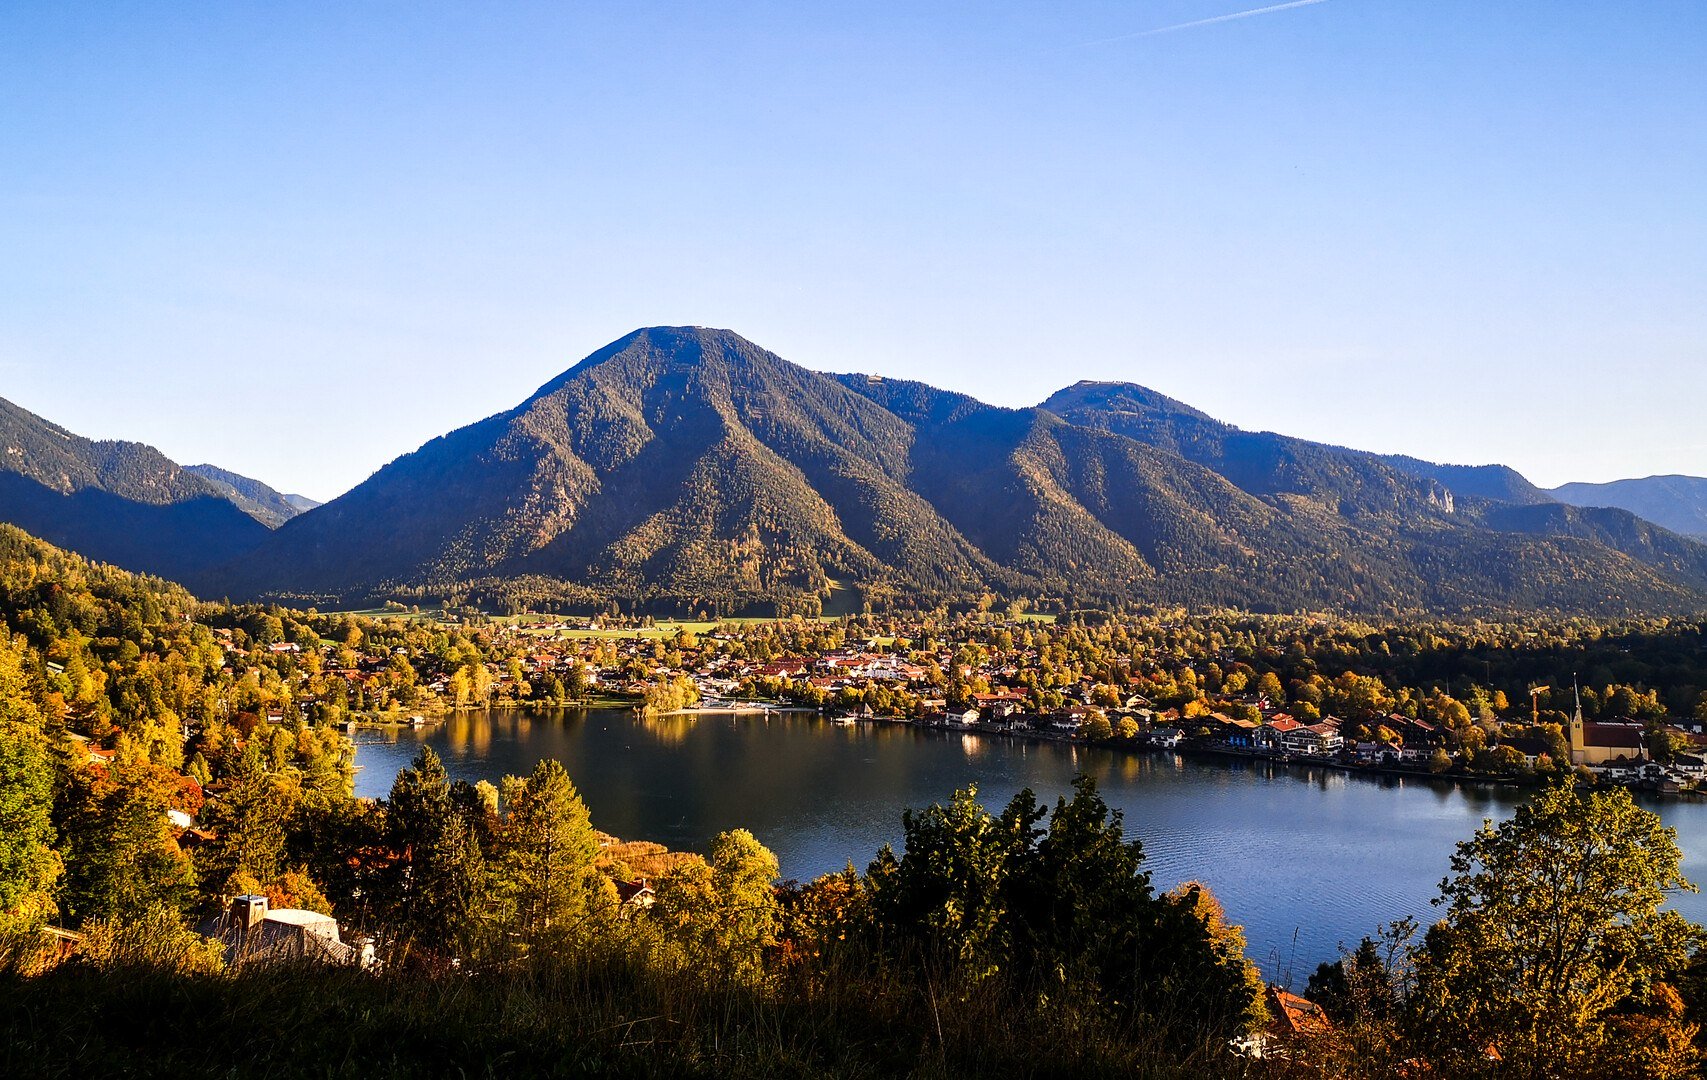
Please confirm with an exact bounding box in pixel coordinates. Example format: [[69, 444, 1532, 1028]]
[[1050, 706, 1094, 733], [1235, 986, 1333, 1059], [1355, 740, 1402, 765], [615, 878, 656, 912], [1215, 716, 1259, 749], [1148, 726, 1183, 749], [1256, 716, 1301, 753], [200, 895, 368, 967], [929, 709, 980, 727], [1267, 986, 1332, 1039], [1592, 757, 1643, 783], [1398, 716, 1443, 747], [1670, 754, 1707, 781], [973, 691, 1028, 719], [1286, 723, 1343, 757], [989, 711, 1033, 733]]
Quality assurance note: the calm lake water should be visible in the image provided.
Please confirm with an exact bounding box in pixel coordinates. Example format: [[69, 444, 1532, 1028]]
[[351, 707, 1707, 976]]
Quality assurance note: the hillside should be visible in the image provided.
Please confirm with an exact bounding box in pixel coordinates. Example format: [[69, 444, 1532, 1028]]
[[209, 328, 1707, 617], [1380, 455, 1555, 505], [0, 397, 272, 581], [1551, 475, 1707, 539], [185, 463, 320, 528]]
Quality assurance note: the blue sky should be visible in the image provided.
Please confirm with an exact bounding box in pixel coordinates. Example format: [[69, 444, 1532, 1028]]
[[2, 1, 1703, 501]]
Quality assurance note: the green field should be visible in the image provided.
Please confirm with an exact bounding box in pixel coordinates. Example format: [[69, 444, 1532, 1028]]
[[323, 605, 1052, 637]]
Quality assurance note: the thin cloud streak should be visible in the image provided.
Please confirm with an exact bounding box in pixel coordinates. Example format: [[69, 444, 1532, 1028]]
[[1076, 0, 1332, 47]]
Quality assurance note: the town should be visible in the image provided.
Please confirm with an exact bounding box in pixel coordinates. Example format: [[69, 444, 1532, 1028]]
[[194, 603, 1707, 797]]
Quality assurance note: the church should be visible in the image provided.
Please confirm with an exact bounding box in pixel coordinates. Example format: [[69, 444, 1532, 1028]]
[[1567, 702, 1648, 767]]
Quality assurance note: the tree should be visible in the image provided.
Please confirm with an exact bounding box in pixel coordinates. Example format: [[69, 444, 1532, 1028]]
[[197, 743, 294, 891], [0, 723, 61, 930], [492, 759, 611, 950], [386, 746, 483, 956], [1256, 671, 1285, 703], [56, 760, 197, 923], [1304, 923, 1416, 1075], [1081, 711, 1114, 742], [653, 829, 779, 984], [565, 662, 592, 700], [867, 778, 1263, 1037], [1410, 783, 1704, 1075], [866, 786, 1027, 977]]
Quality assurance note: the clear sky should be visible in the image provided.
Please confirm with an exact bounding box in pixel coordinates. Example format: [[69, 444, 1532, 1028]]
[[2, 1, 1703, 501]]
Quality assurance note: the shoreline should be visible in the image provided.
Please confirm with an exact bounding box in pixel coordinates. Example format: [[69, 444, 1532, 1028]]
[[670, 707, 1706, 800], [344, 701, 1702, 801]]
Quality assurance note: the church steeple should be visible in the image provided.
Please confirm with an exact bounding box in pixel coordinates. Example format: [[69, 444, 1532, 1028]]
[[1569, 675, 1586, 765]]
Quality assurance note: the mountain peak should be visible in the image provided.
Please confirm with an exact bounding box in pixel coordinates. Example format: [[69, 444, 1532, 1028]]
[[1040, 380, 1216, 424], [523, 325, 776, 406]]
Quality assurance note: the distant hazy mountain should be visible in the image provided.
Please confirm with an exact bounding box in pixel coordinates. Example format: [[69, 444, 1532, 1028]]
[[0, 396, 271, 581], [210, 327, 1707, 617], [1551, 476, 1707, 539], [185, 463, 320, 528]]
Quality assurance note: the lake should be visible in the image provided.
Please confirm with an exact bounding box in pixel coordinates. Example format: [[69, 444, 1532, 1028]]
[[351, 707, 1707, 977]]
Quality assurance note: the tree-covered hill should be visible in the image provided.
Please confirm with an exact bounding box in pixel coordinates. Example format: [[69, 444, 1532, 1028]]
[[184, 464, 319, 528], [207, 328, 1707, 618], [0, 397, 274, 579]]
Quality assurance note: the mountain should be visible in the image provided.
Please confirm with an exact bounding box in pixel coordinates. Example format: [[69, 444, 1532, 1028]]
[[185, 463, 320, 527], [1550, 476, 1707, 539], [210, 327, 1707, 617], [0, 396, 272, 582], [1379, 456, 1555, 505]]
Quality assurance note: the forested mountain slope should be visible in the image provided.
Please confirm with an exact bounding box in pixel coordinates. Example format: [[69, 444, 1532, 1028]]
[[211, 328, 1707, 617], [185, 464, 320, 528], [0, 397, 271, 582]]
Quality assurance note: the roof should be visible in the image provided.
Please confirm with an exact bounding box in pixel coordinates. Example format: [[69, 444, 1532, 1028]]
[[615, 879, 656, 904], [1584, 723, 1646, 749], [264, 908, 338, 928], [1269, 987, 1332, 1038]]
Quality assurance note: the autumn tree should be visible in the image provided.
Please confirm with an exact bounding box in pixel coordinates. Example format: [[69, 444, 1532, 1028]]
[[653, 829, 780, 984], [492, 758, 612, 951], [0, 722, 61, 931], [1410, 782, 1703, 1076], [55, 760, 198, 923]]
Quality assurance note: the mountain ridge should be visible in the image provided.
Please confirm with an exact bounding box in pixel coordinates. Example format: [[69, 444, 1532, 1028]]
[[202, 327, 1707, 617], [185, 463, 320, 527], [0, 396, 290, 580], [1551, 475, 1707, 539]]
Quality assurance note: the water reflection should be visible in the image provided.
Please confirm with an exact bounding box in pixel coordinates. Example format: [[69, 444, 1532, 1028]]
[[352, 707, 1707, 971], [636, 714, 693, 747]]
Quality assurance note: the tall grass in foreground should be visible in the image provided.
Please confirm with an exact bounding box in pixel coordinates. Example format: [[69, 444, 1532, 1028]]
[[0, 937, 1266, 1079]]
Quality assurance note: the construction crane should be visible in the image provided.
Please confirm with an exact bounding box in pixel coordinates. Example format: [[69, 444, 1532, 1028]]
[[1529, 685, 1551, 724]]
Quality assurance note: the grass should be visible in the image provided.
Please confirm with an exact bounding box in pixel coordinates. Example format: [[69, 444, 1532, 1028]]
[[509, 617, 849, 641], [0, 952, 1262, 1080]]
